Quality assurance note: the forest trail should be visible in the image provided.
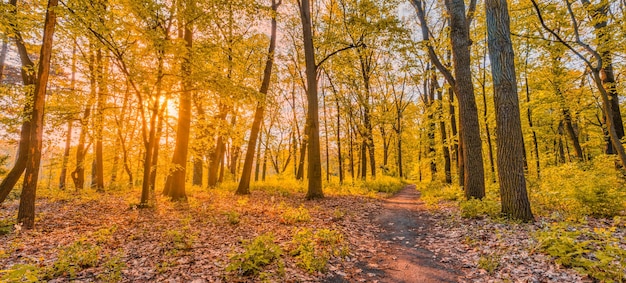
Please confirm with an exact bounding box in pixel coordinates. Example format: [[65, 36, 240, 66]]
[[371, 184, 460, 283]]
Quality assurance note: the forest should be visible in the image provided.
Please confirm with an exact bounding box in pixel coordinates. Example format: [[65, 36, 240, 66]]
[[0, 0, 625, 281]]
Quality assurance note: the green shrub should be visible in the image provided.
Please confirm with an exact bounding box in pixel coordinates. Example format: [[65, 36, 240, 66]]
[[97, 251, 126, 282], [535, 221, 626, 282], [281, 205, 311, 225], [362, 176, 404, 194], [49, 240, 101, 278], [224, 211, 241, 225], [227, 233, 284, 276], [0, 264, 42, 283], [290, 228, 349, 273], [477, 253, 501, 274], [420, 183, 464, 208], [460, 198, 501, 219], [0, 219, 15, 235], [251, 178, 305, 195], [533, 159, 626, 218], [165, 227, 195, 251]]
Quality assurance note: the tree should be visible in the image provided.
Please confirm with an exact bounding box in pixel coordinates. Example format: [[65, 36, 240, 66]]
[[17, 0, 59, 229], [162, 0, 195, 201], [413, 0, 486, 199], [531, 0, 626, 168], [236, 0, 282, 195], [485, 0, 533, 222], [298, 0, 323, 199]]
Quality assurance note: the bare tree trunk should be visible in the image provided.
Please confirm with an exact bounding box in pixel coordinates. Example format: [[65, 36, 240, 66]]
[[17, 0, 58, 228], [0, 38, 7, 80], [479, 56, 496, 183], [360, 140, 367, 180], [255, 128, 262, 181], [524, 57, 541, 178], [0, 0, 38, 204], [335, 99, 344, 184], [299, 0, 323, 199], [59, 45, 77, 189], [323, 93, 330, 182], [235, 31, 278, 191], [163, 9, 193, 200], [436, 80, 452, 183], [93, 49, 105, 192], [580, 0, 625, 155], [486, 0, 533, 221], [59, 121, 72, 190]]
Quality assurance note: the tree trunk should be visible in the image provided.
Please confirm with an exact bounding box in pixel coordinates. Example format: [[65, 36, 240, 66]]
[[485, 0, 533, 221], [445, 0, 485, 199], [59, 121, 72, 190], [481, 44, 496, 183], [524, 65, 541, 178], [296, 124, 307, 180], [93, 49, 105, 192], [335, 99, 344, 184], [192, 157, 203, 186], [0, 0, 39, 204], [0, 38, 7, 80], [300, 0, 323, 199], [17, 0, 58, 229], [580, 0, 625, 155], [436, 80, 452, 183], [255, 128, 262, 181], [360, 140, 367, 180], [163, 11, 193, 201], [323, 93, 330, 182]]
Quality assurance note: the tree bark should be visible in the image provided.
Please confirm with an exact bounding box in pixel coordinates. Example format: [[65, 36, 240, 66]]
[[93, 49, 105, 192], [580, 0, 625, 155], [17, 0, 58, 229], [0, 0, 37, 203], [163, 6, 193, 200], [445, 0, 485, 199], [0, 38, 7, 80], [59, 120, 72, 190], [485, 0, 533, 222], [299, 0, 323, 199], [236, 18, 279, 191]]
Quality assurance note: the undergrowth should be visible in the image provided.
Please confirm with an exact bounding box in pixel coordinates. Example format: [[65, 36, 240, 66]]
[[227, 233, 284, 277], [289, 228, 350, 273], [535, 220, 626, 282]]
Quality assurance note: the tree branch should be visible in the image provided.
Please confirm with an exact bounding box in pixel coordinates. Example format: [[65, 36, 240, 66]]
[[410, 0, 456, 87]]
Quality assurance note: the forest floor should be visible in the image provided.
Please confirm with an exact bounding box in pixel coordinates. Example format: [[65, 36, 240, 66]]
[[0, 183, 590, 282]]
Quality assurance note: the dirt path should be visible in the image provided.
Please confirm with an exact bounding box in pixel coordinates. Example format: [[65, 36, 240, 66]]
[[370, 184, 460, 282]]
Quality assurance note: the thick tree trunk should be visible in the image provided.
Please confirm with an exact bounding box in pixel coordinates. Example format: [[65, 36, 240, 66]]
[[0, 0, 40, 203], [163, 15, 193, 201], [485, 0, 533, 221], [17, 0, 58, 228], [445, 0, 485, 199]]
